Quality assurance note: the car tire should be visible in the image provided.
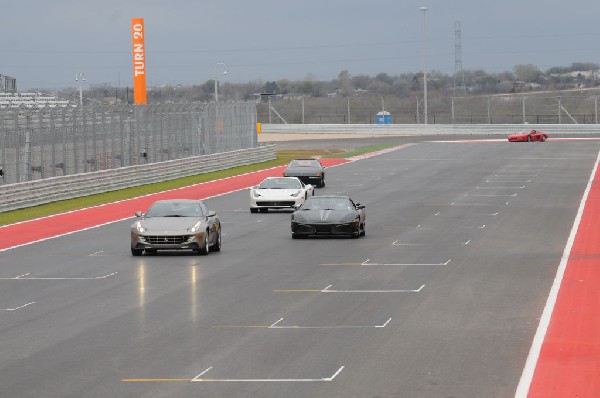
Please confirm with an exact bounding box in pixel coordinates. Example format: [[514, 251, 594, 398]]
[[197, 231, 210, 255], [131, 248, 143, 256], [259, 208, 268, 213], [360, 223, 366, 237], [211, 229, 222, 252], [145, 249, 157, 255], [541, 136, 546, 142], [250, 208, 258, 213], [319, 177, 325, 188]]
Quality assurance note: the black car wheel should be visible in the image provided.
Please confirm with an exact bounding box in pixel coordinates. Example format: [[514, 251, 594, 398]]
[[259, 208, 268, 213], [360, 223, 366, 237], [250, 208, 258, 213], [211, 229, 222, 252], [197, 230, 210, 255], [131, 248, 143, 256]]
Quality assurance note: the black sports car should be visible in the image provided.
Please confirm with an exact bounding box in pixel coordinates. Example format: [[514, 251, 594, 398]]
[[283, 159, 326, 187], [291, 195, 365, 238]]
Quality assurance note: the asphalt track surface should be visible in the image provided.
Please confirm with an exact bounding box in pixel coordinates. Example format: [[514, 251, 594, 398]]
[[1, 136, 599, 397]]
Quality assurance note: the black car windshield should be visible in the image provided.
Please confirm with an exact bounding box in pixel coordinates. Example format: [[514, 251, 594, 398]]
[[258, 178, 302, 189], [145, 202, 205, 218], [290, 160, 320, 168], [302, 197, 353, 211]]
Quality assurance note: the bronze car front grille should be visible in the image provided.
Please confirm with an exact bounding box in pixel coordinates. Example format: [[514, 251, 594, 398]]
[[145, 235, 189, 244]]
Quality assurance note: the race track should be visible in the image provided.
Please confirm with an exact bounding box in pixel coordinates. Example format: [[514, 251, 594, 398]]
[[1, 137, 598, 397]]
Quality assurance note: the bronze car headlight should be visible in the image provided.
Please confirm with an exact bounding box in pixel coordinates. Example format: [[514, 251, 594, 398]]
[[134, 221, 147, 233]]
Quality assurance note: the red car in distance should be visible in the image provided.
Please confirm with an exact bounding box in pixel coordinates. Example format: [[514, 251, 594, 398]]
[[508, 129, 548, 142]]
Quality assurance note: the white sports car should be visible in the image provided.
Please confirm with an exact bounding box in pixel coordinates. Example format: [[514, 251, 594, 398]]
[[249, 177, 314, 213]]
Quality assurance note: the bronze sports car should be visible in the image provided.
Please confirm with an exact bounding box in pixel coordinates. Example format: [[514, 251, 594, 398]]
[[131, 199, 221, 256]]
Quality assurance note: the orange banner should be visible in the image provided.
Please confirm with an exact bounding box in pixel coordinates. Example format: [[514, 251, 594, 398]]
[[131, 18, 147, 105]]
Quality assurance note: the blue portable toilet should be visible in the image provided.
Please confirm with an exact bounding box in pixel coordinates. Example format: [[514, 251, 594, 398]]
[[376, 111, 391, 124]]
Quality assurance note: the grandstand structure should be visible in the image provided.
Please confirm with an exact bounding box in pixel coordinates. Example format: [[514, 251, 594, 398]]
[[0, 92, 70, 108]]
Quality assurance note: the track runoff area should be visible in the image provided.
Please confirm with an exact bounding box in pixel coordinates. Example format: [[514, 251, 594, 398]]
[[1, 136, 599, 397]]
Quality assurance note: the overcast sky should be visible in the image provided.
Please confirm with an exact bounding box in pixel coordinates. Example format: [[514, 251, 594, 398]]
[[3, 0, 600, 90]]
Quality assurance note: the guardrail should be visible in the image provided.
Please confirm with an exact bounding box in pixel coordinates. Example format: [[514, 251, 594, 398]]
[[0, 145, 276, 212], [261, 123, 600, 135]]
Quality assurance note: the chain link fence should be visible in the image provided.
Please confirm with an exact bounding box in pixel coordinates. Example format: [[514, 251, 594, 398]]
[[257, 93, 600, 125], [0, 102, 258, 185]]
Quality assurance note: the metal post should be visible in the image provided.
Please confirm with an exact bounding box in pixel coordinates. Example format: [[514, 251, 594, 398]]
[[416, 97, 420, 124], [595, 97, 598, 124], [487, 96, 491, 124], [557, 96, 562, 124], [268, 97, 272, 124], [347, 97, 351, 124], [214, 62, 226, 102], [522, 97, 526, 124], [451, 97, 455, 124], [420, 6, 429, 124], [75, 73, 85, 106], [302, 97, 305, 124]]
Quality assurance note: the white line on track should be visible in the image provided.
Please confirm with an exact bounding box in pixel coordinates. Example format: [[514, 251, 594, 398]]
[[3, 302, 36, 311], [190, 366, 345, 382], [0, 272, 117, 280]]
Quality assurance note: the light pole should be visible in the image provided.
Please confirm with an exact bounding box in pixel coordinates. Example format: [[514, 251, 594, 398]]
[[214, 62, 226, 102], [557, 96, 562, 124], [75, 72, 85, 106], [420, 6, 429, 124]]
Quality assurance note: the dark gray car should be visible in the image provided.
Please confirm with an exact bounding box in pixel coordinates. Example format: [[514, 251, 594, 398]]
[[283, 159, 326, 187], [131, 199, 221, 256], [291, 195, 365, 238]]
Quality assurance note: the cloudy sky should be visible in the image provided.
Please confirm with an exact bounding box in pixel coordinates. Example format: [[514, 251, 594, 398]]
[[3, 0, 600, 90]]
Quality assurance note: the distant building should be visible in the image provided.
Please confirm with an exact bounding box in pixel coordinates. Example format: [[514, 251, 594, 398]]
[[0, 74, 17, 93]]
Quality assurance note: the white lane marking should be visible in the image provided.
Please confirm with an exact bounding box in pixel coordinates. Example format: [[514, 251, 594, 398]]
[[362, 258, 451, 266], [515, 150, 600, 397], [466, 193, 518, 197], [476, 186, 526, 189], [191, 366, 345, 382], [1, 272, 117, 280], [464, 239, 471, 245], [3, 302, 36, 311], [486, 179, 532, 183], [89, 250, 105, 256], [494, 174, 537, 177], [192, 367, 213, 380], [265, 317, 393, 329], [322, 285, 425, 293]]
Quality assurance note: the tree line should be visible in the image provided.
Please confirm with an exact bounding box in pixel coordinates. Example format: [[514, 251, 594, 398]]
[[50, 62, 600, 105]]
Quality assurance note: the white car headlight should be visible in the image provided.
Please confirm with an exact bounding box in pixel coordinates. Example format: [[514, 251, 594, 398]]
[[188, 221, 203, 233], [134, 221, 147, 233], [290, 190, 301, 197], [253, 190, 262, 198]]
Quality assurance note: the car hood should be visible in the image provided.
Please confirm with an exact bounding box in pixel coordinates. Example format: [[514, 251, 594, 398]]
[[253, 188, 302, 199], [139, 217, 203, 232], [294, 209, 357, 223]]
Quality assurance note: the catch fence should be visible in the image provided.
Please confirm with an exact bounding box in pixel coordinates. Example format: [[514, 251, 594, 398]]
[[0, 102, 258, 185], [257, 93, 600, 125]]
